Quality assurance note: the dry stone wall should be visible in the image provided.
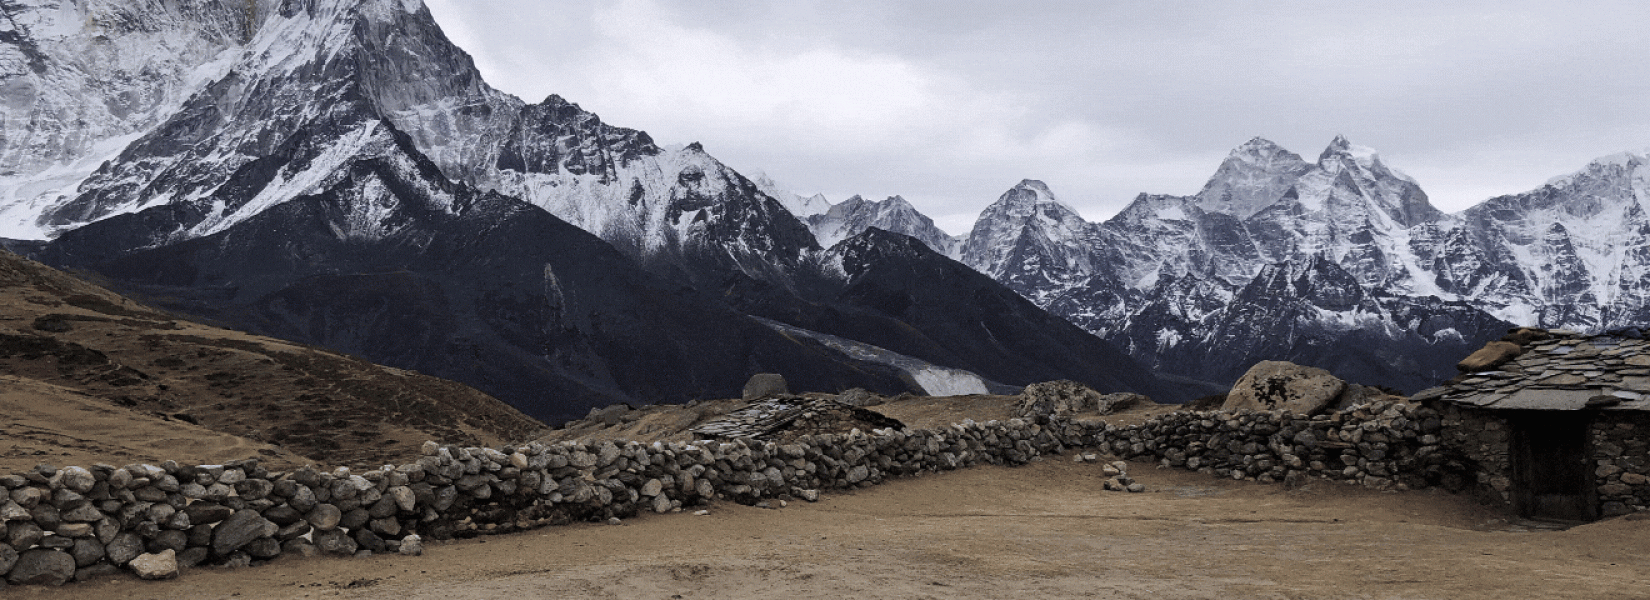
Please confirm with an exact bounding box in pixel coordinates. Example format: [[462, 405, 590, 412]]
[[4, 399, 1630, 588], [0, 418, 1073, 587], [1053, 401, 1465, 491], [1592, 413, 1650, 516]]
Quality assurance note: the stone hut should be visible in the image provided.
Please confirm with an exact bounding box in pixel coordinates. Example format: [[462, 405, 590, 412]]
[[1413, 328, 1650, 521]]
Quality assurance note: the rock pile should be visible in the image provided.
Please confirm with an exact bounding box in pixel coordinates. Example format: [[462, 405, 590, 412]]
[[690, 396, 904, 441], [1074, 454, 1143, 493], [1016, 380, 1148, 422]]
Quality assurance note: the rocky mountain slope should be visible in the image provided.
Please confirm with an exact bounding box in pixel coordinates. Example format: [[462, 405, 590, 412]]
[[0, 247, 543, 468], [37, 121, 919, 423]]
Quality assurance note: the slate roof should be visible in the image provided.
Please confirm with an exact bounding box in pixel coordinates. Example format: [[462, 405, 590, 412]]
[[1413, 329, 1650, 412]]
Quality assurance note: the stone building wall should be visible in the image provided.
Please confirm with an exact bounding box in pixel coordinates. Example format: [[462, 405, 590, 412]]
[[1431, 403, 1514, 504], [1424, 404, 1650, 517], [1594, 413, 1650, 516]]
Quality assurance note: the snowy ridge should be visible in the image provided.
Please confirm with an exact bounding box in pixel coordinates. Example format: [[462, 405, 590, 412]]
[[959, 137, 1650, 389], [750, 173, 831, 218], [806, 194, 956, 256], [1, 0, 519, 242], [0, 0, 250, 238]]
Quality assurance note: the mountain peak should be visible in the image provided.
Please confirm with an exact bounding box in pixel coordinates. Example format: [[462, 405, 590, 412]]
[[1234, 137, 1288, 155], [1317, 135, 1380, 166], [1192, 138, 1312, 219], [1016, 179, 1053, 194]]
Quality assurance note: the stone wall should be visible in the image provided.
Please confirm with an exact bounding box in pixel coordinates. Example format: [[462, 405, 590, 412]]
[[1060, 401, 1466, 491], [1427, 404, 1650, 517], [3, 401, 1640, 587], [1432, 403, 1514, 503], [1593, 413, 1650, 516], [1, 418, 1073, 586]]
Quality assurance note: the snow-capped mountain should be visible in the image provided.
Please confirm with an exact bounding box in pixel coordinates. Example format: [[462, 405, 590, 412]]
[[750, 173, 831, 219], [6, 0, 1175, 417], [806, 194, 957, 255], [40, 120, 919, 423], [729, 227, 1177, 401], [961, 138, 1650, 391], [5, 0, 519, 244], [482, 99, 819, 289], [0, 0, 252, 238]]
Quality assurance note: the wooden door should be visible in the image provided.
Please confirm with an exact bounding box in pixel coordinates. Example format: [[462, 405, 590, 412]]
[[1509, 411, 1598, 522]]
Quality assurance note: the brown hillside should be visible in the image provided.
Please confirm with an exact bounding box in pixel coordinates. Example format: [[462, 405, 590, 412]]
[[0, 250, 545, 471]]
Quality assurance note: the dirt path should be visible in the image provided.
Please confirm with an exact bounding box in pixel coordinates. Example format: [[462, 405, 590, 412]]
[[11, 457, 1648, 600]]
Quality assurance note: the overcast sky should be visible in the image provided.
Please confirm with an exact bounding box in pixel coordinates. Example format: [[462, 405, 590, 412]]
[[424, 0, 1650, 234]]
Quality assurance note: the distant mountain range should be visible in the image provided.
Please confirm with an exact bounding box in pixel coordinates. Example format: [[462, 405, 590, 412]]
[[864, 137, 1650, 392], [0, 0, 1175, 422], [6, 0, 1645, 418]]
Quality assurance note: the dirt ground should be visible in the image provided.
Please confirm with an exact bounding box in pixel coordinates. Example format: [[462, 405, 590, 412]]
[[9, 455, 1648, 600]]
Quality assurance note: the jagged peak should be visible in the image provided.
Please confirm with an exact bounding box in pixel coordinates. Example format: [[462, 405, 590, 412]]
[[1543, 149, 1650, 188], [1317, 135, 1380, 166], [1233, 136, 1289, 155], [1015, 179, 1053, 194]]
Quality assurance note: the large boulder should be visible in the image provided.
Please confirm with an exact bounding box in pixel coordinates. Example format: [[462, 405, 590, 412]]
[[1457, 341, 1523, 372], [742, 373, 789, 400], [1223, 361, 1346, 415]]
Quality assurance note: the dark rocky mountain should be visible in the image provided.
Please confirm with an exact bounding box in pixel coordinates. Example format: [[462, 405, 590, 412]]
[[40, 121, 914, 423], [728, 228, 1180, 401]]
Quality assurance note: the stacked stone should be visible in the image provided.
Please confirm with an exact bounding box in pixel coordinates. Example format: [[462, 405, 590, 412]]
[[1432, 404, 1513, 502], [1, 417, 1071, 587], [10, 396, 1571, 589], [1417, 332, 1650, 410], [1091, 401, 1452, 490], [1591, 415, 1650, 515]]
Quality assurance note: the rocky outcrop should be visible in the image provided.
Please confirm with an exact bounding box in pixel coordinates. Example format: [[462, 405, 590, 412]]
[[1223, 361, 1347, 415], [1015, 381, 1149, 422]]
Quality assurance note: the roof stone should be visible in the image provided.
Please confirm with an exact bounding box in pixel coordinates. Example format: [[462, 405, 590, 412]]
[[1424, 328, 1650, 412]]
